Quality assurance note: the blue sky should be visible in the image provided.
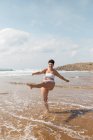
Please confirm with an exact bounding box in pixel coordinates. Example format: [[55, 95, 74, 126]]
[[0, 0, 93, 69]]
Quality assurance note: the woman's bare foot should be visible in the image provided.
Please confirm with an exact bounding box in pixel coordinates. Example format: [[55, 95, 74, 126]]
[[44, 109, 50, 114], [27, 83, 33, 89]]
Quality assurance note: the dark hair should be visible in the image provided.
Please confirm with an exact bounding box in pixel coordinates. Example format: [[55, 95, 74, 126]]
[[48, 59, 55, 65]]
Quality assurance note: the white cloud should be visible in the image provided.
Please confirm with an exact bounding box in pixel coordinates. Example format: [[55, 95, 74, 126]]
[[0, 28, 30, 54], [0, 28, 93, 69], [71, 50, 77, 57]]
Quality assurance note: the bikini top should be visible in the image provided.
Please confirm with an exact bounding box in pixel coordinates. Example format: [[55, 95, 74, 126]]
[[44, 73, 55, 80]]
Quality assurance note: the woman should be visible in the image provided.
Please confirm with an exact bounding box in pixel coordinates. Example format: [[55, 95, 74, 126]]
[[27, 59, 69, 113]]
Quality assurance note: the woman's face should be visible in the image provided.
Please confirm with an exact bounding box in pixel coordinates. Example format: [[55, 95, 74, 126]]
[[48, 63, 54, 68]]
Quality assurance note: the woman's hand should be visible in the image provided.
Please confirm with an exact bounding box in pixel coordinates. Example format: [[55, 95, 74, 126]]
[[32, 73, 34, 76]]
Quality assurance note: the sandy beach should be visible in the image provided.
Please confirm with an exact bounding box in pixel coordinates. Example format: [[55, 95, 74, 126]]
[[0, 71, 93, 140]]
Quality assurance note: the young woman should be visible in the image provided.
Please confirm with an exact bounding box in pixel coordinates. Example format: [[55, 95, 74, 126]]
[[27, 59, 69, 113]]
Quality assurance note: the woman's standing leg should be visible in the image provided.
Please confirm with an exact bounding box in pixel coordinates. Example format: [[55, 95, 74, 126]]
[[41, 87, 50, 113]]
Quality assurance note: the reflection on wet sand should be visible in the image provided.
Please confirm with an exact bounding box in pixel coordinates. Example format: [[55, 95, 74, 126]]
[[51, 108, 93, 123]]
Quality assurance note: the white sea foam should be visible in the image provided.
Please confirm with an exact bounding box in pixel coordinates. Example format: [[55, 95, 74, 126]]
[[61, 70, 93, 73], [0, 69, 42, 77], [49, 101, 93, 109], [0, 70, 32, 77], [30, 119, 92, 140], [0, 70, 92, 77], [1, 121, 37, 140], [4, 110, 93, 140]]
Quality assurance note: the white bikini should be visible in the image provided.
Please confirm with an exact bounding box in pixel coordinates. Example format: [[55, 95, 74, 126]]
[[43, 73, 55, 83]]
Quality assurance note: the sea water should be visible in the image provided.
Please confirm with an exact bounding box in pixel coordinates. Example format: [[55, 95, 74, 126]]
[[0, 70, 93, 140]]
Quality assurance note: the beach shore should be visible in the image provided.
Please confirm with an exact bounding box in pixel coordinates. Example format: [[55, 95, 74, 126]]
[[0, 72, 93, 140]]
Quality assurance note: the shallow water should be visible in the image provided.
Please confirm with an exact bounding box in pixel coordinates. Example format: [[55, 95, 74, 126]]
[[0, 71, 93, 140]]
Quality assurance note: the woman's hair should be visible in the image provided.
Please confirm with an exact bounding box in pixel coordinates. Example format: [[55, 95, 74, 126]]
[[48, 59, 55, 65]]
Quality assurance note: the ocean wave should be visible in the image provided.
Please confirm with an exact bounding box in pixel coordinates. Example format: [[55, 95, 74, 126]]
[[0, 69, 42, 77], [0, 71, 32, 77], [60, 70, 93, 73], [0, 70, 92, 77], [55, 85, 93, 90]]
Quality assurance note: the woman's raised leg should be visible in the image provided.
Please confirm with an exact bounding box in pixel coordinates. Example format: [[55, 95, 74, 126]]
[[27, 81, 55, 90], [27, 82, 46, 89]]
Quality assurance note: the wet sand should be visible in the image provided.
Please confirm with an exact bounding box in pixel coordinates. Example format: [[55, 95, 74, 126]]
[[0, 73, 93, 140]]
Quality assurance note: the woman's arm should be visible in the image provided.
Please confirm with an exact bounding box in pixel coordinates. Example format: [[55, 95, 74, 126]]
[[32, 69, 46, 75], [54, 70, 69, 82]]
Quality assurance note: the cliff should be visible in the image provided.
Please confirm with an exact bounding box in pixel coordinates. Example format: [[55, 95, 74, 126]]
[[56, 62, 93, 71]]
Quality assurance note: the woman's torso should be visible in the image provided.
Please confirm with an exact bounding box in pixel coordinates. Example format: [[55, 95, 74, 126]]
[[43, 69, 55, 82]]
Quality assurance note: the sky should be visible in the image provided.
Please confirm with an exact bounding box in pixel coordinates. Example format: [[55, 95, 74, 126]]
[[0, 0, 93, 69]]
